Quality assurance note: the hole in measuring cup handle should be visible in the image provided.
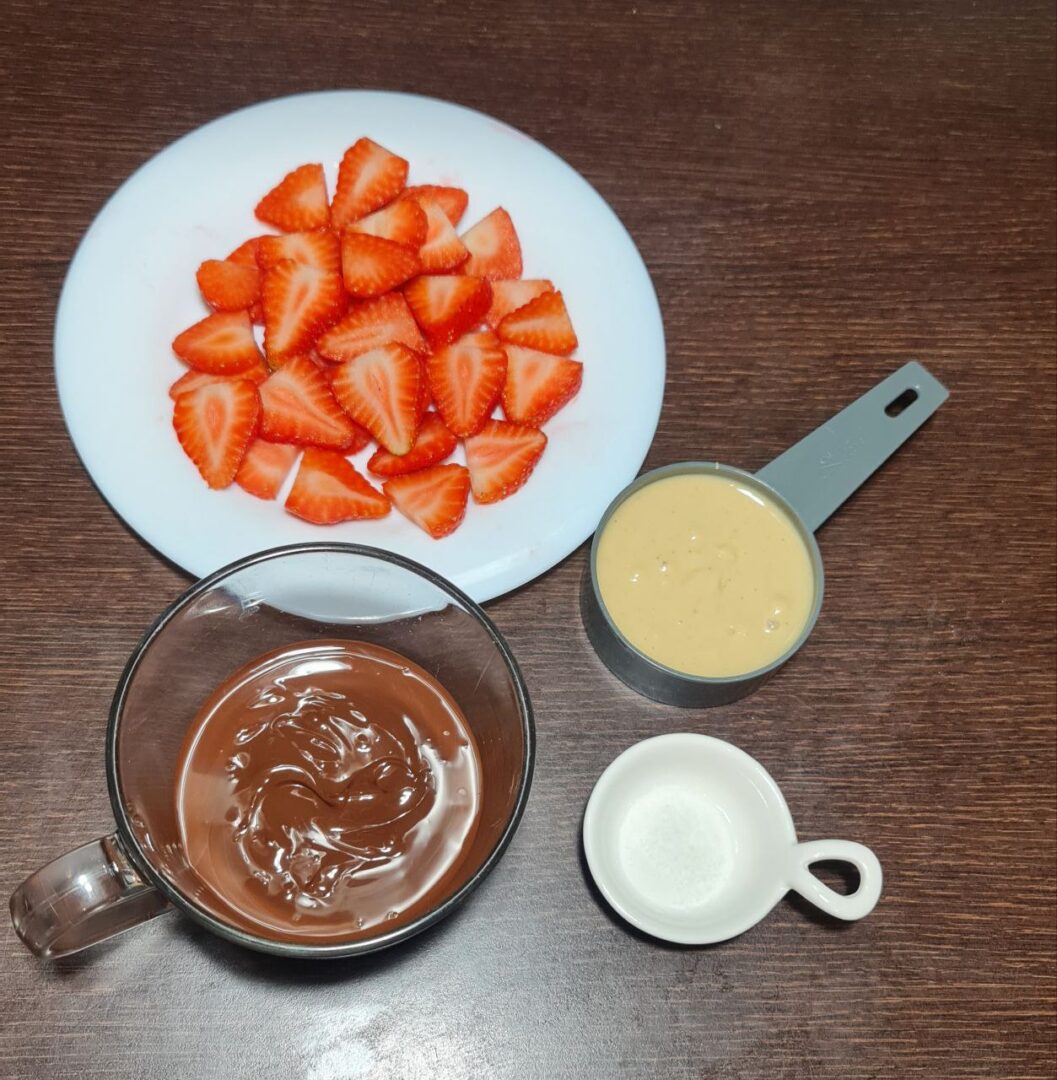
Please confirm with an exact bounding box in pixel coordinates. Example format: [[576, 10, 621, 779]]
[[885, 387, 919, 417], [786, 839, 883, 922]]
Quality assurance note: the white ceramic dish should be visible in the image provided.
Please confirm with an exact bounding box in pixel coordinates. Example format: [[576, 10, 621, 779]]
[[55, 91, 665, 602], [583, 733, 882, 945]]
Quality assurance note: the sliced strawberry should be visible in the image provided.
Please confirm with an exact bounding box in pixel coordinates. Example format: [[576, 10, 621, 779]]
[[367, 412, 457, 477], [329, 343, 422, 456], [257, 230, 341, 273], [227, 236, 265, 267], [173, 378, 260, 489], [464, 420, 547, 504], [261, 261, 346, 363], [196, 258, 260, 312], [383, 464, 470, 539], [330, 138, 408, 229], [255, 163, 330, 232], [497, 290, 577, 355], [172, 310, 263, 374], [285, 448, 391, 524], [404, 274, 492, 348], [235, 439, 300, 500], [485, 279, 555, 328], [347, 199, 427, 248], [460, 208, 522, 280], [341, 233, 421, 298], [415, 200, 469, 273], [316, 293, 427, 361], [258, 355, 358, 449], [169, 363, 268, 400], [501, 345, 583, 427], [401, 185, 469, 225], [427, 330, 507, 438], [416, 356, 432, 417]]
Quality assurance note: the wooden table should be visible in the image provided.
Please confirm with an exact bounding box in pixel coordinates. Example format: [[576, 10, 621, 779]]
[[1, 2, 1054, 1076]]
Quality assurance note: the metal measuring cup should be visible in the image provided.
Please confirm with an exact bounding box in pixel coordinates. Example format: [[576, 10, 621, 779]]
[[581, 361, 949, 707]]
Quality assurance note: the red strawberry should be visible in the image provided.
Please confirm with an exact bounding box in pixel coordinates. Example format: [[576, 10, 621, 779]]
[[464, 420, 547, 504], [401, 185, 469, 225], [341, 233, 421, 298], [173, 378, 260, 489], [460, 208, 522, 280], [416, 356, 432, 417], [258, 355, 359, 449], [329, 343, 422, 456], [497, 290, 577, 355], [255, 163, 330, 232], [285, 448, 391, 524], [404, 274, 492, 347], [383, 464, 470, 539], [257, 230, 341, 273], [427, 330, 507, 437], [169, 364, 268, 400], [261, 261, 346, 363], [196, 258, 261, 312], [501, 345, 583, 426], [331, 138, 408, 229], [316, 293, 427, 361], [235, 439, 300, 500], [172, 310, 263, 374], [415, 200, 469, 273], [227, 236, 267, 267], [485, 279, 555, 328], [347, 199, 427, 248], [368, 412, 457, 477]]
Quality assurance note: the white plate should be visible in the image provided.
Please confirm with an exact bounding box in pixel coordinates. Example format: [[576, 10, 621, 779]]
[[55, 91, 664, 602]]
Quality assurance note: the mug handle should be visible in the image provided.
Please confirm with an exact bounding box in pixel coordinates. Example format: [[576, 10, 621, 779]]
[[10, 833, 170, 958], [786, 839, 883, 921]]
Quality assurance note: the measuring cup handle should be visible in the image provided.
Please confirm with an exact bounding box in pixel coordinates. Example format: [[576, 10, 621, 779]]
[[786, 839, 883, 921], [756, 361, 949, 532]]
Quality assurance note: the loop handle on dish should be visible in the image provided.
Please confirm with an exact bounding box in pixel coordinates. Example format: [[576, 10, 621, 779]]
[[786, 839, 883, 922], [10, 833, 170, 958]]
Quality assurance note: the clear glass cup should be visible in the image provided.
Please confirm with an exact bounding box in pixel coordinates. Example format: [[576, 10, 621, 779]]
[[10, 544, 535, 959]]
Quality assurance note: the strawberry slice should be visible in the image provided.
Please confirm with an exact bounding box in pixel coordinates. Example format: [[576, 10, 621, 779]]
[[501, 345, 583, 426], [173, 378, 260, 489], [329, 343, 422, 455], [261, 261, 346, 363], [347, 199, 427, 248], [341, 233, 421, 298], [255, 163, 330, 232], [285, 448, 391, 524], [235, 439, 300, 500], [172, 310, 263, 374], [258, 355, 359, 449], [367, 412, 457, 477], [257, 230, 341, 274], [169, 364, 268, 400], [331, 138, 408, 229], [316, 293, 427, 361], [497, 290, 577, 355], [464, 420, 547, 504], [427, 330, 507, 437], [404, 274, 492, 348], [227, 237, 265, 267], [383, 463, 471, 539], [196, 258, 261, 312], [401, 185, 469, 225], [415, 200, 469, 273], [416, 356, 432, 417], [460, 208, 522, 280], [485, 279, 555, 328]]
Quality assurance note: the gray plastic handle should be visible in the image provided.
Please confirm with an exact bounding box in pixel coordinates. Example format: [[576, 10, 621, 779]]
[[756, 361, 949, 532]]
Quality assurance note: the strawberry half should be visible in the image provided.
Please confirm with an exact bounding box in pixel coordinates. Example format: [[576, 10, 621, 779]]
[[330, 343, 422, 455], [258, 355, 360, 449], [415, 200, 469, 273], [317, 293, 427, 361], [501, 345, 583, 426], [497, 290, 577, 355], [169, 364, 268, 400], [401, 184, 469, 226], [464, 420, 547, 504], [347, 199, 427, 248], [257, 230, 341, 273], [261, 261, 346, 363], [196, 258, 261, 312], [172, 310, 263, 374], [235, 439, 300, 500], [368, 412, 457, 477], [173, 378, 260, 489], [460, 208, 522, 280], [383, 463, 471, 539], [285, 448, 391, 524], [331, 138, 408, 229], [404, 274, 492, 348], [427, 330, 507, 437], [341, 233, 421, 298], [255, 163, 330, 232], [485, 279, 555, 329]]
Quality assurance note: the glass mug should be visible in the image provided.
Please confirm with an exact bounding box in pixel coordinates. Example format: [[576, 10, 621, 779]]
[[10, 544, 535, 959]]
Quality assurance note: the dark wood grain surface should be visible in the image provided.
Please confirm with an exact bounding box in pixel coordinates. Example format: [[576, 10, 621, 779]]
[[1, 1, 1054, 1077]]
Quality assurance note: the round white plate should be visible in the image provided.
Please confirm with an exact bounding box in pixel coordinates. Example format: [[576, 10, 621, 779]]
[[55, 91, 665, 602]]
